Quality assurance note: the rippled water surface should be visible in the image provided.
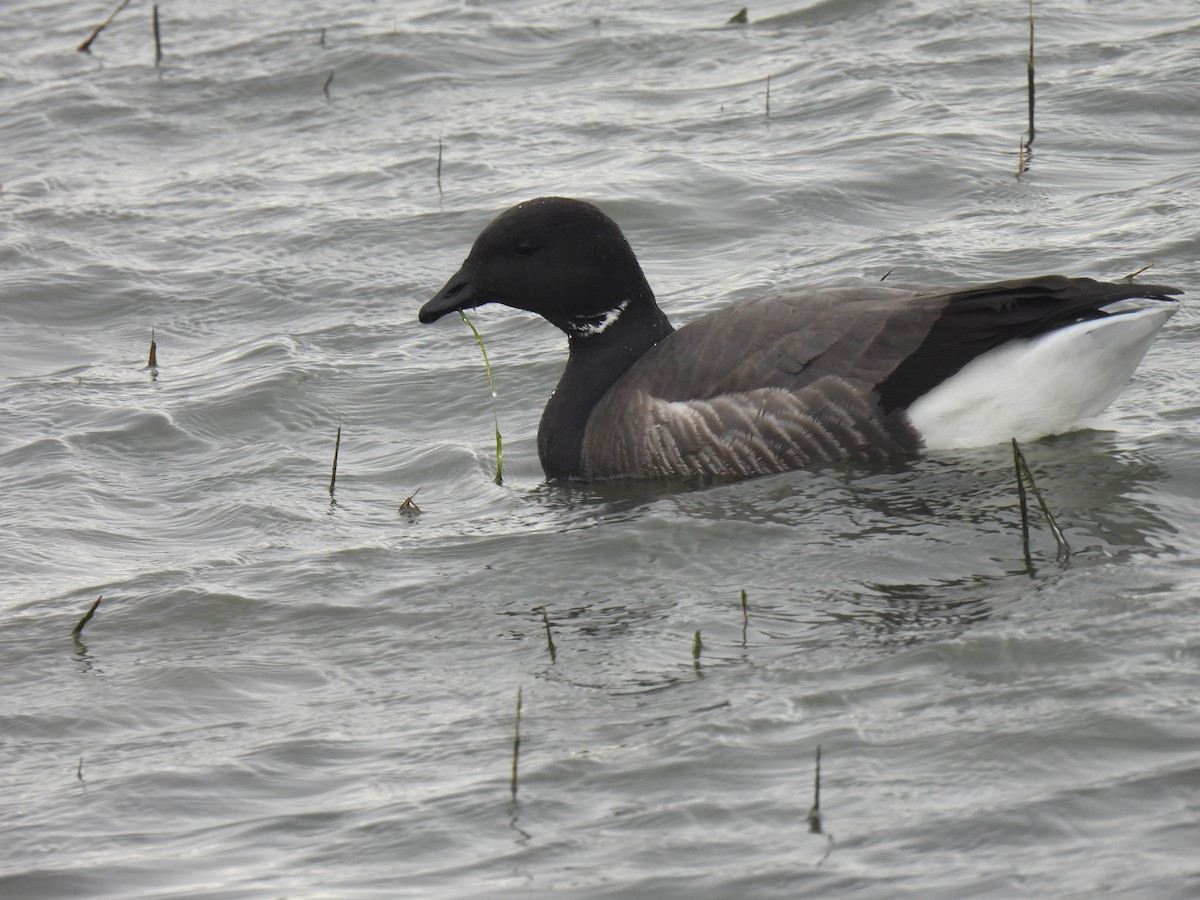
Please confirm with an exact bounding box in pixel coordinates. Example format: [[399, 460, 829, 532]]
[[3, 1, 1200, 897]]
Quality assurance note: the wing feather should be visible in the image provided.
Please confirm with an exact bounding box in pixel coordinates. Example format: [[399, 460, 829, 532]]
[[584, 377, 920, 478]]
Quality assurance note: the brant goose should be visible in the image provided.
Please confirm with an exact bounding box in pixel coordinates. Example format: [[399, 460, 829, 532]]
[[420, 197, 1180, 481]]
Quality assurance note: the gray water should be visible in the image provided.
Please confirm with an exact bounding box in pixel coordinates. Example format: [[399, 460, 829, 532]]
[[3, 1, 1200, 897]]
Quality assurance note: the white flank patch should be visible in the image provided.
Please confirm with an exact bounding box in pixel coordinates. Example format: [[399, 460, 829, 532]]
[[569, 299, 630, 337], [907, 305, 1177, 449]]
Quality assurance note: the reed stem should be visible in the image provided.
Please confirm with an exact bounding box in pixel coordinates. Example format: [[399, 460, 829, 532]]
[[538, 606, 557, 663], [71, 595, 103, 637], [398, 487, 422, 513], [329, 419, 341, 497], [510, 687, 523, 801], [1018, 0, 1035, 175], [78, 0, 132, 53], [807, 745, 823, 833], [437, 139, 444, 198], [152, 5, 162, 66], [1012, 439, 1070, 563]]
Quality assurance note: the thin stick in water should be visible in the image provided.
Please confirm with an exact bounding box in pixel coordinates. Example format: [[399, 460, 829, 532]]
[[147, 329, 158, 369], [459, 311, 504, 485], [152, 5, 162, 66], [1018, 0, 1035, 176], [1029, 469, 1070, 560], [1123, 262, 1155, 281], [510, 687, 523, 801], [323, 71, 334, 99], [806, 745, 823, 833], [537, 606, 557, 663], [398, 487, 422, 514], [329, 419, 341, 497], [692, 629, 703, 674], [72, 596, 102, 637], [1012, 439, 1070, 561], [1012, 439, 1033, 569], [78, 0, 132, 53], [436, 139, 444, 198], [1026, 0, 1035, 142]]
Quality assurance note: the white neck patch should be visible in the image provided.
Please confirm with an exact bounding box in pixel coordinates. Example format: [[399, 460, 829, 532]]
[[567, 298, 630, 338]]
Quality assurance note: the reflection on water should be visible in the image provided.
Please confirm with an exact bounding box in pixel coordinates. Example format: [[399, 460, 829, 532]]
[[71, 634, 105, 678], [526, 429, 1173, 550], [487, 427, 1180, 698]]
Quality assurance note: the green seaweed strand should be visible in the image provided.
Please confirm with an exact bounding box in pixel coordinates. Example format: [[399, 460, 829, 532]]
[[459, 311, 503, 485]]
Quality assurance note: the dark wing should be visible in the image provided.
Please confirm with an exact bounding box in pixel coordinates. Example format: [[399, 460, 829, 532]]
[[581, 284, 943, 477], [639, 285, 945, 401]]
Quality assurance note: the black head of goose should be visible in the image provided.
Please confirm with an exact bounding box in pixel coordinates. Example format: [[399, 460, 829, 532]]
[[420, 197, 1180, 481]]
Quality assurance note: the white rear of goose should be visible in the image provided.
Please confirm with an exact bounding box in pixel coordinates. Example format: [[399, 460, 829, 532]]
[[906, 304, 1177, 449]]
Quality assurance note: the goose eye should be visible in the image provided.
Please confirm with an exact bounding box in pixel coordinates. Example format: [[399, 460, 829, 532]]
[[513, 240, 536, 257]]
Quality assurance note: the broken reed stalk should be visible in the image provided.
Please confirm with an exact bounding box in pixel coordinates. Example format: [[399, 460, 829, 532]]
[[510, 687, 523, 801], [398, 487, 422, 513], [77, 757, 84, 780], [147, 329, 158, 369], [436, 139, 444, 198], [806, 745, 823, 833], [72, 596, 103, 637], [459, 311, 504, 485], [1124, 262, 1155, 281], [78, 0, 132, 53], [538, 606, 557, 663], [329, 419, 342, 497], [692, 629, 703, 674], [152, 5, 162, 66], [1011, 439, 1070, 561], [322, 71, 334, 99], [740, 588, 749, 646]]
